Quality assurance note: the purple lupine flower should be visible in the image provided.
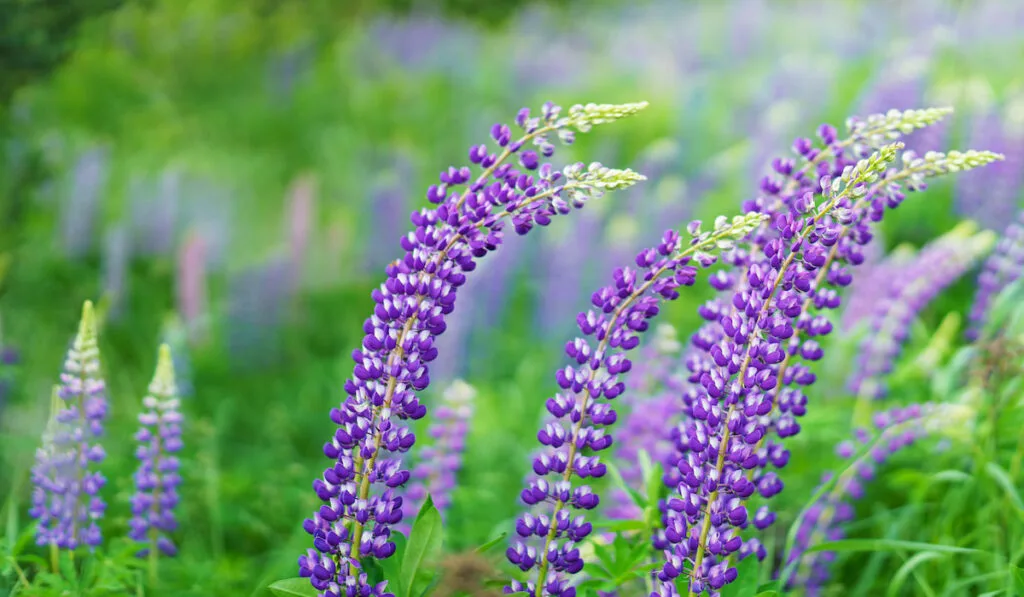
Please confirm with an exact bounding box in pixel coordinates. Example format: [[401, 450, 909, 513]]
[[967, 210, 1024, 340], [784, 403, 943, 594], [61, 147, 109, 258], [129, 344, 183, 558], [299, 101, 650, 597], [285, 174, 317, 285], [954, 107, 1024, 232], [367, 154, 416, 274], [226, 252, 294, 368], [848, 223, 993, 400], [839, 237, 908, 332], [401, 379, 476, 527], [0, 343, 18, 419], [101, 223, 130, 318], [605, 324, 683, 521], [507, 214, 766, 597], [176, 230, 208, 345], [29, 301, 108, 549], [656, 108, 1001, 595], [130, 170, 181, 257]]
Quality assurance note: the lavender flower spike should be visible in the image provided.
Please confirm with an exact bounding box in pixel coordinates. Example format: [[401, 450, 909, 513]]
[[402, 379, 476, 526], [966, 209, 1024, 341], [300, 101, 648, 597], [506, 213, 766, 597], [29, 300, 108, 550], [129, 344, 184, 560], [848, 222, 994, 400]]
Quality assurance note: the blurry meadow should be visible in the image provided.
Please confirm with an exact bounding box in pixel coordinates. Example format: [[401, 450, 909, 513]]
[[2, 0, 1024, 596]]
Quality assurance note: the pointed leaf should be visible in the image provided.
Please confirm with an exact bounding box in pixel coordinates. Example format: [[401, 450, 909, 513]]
[[719, 556, 759, 597], [400, 495, 443, 597], [475, 533, 508, 555], [268, 578, 319, 597]]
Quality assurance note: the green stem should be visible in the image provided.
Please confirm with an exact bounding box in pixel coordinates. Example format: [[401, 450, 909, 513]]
[[50, 543, 59, 575]]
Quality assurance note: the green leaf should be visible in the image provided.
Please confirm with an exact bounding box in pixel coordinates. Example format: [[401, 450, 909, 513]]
[[267, 578, 319, 597], [719, 555, 759, 597], [474, 532, 508, 555], [592, 519, 647, 533], [604, 461, 646, 509], [400, 495, 443, 597], [753, 592, 780, 597], [805, 539, 981, 556], [985, 463, 1024, 520], [886, 551, 945, 597], [379, 532, 408, 590]]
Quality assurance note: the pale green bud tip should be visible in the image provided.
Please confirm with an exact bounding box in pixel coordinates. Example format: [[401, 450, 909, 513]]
[[74, 300, 98, 349], [566, 163, 646, 191], [567, 101, 649, 132], [155, 343, 176, 387]]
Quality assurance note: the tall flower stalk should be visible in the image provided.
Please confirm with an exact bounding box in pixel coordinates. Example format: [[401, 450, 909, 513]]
[[848, 222, 994, 400], [299, 101, 649, 597], [657, 107, 1002, 595], [29, 301, 108, 553], [507, 214, 766, 597], [967, 209, 1024, 341], [129, 344, 184, 583], [401, 379, 476, 528]]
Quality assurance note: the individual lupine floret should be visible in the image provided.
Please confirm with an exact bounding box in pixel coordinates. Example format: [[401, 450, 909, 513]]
[[300, 101, 648, 597], [606, 323, 683, 521], [506, 214, 766, 597], [848, 223, 995, 399], [129, 344, 184, 559], [783, 403, 972, 594], [401, 379, 476, 526], [29, 301, 108, 550], [657, 108, 1003, 596], [966, 209, 1024, 341]]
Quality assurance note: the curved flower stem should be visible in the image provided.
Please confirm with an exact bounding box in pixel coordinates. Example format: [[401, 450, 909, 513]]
[[533, 223, 756, 597], [686, 161, 898, 594], [342, 125, 582, 573]]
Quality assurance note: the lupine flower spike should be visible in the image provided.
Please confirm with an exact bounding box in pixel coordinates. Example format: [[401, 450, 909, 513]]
[[402, 379, 476, 529], [129, 344, 184, 583], [656, 107, 1002, 596], [848, 222, 994, 400], [966, 209, 1024, 341], [506, 213, 766, 597], [299, 101, 649, 597], [29, 300, 108, 552]]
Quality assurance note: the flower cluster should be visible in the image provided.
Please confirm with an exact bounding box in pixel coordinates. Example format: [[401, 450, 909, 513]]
[[402, 379, 476, 527], [967, 209, 1024, 341], [299, 101, 649, 597], [655, 108, 1003, 595], [848, 223, 994, 399], [506, 214, 766, 597], [129, 344, 184, 558], [29, 301, 109, 550]]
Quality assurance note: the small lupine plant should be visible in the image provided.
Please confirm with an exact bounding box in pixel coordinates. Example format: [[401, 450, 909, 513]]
[[4, 305, 186, 596], [265, 100, 1015, 597]]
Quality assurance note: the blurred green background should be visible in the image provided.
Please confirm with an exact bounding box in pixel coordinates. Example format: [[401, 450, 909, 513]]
[[1, 0, 1022, 594]]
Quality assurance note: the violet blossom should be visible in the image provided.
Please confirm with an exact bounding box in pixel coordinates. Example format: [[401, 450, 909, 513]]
[[967, 209, 1024, 341], [848, 223, 994, 400], [299, 101, 649, 597], [506, 214, 766, 597], [129, 344, 184, 558], [401, 379, 476, 528], [29, 301, 108, 550], [655, 108, 1001, 595]]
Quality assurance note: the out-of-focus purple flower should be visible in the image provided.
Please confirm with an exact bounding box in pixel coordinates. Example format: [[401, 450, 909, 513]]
[[285, 174, 317, 284], [61, 147, 109, 258], [160, 314, 194, 399], [401, 379, 475, 528], [0, 343, 18, 418], [784, 403, 939, 594], [967, 210, 1024, 340], [366, 154, 416, 274], [176, 230, 208, 345], [839, 239, 909, 332], [226, 253, 293, 368], [130, 170, 181, 257], [101, 223, 130, 319], [848, 224, 993, 399], [129, 344, 183, 558], [954, 108, 1024, 231], [508, 215, 765, 597], [29, 301, 108, 550], [300, 101, 649, 597]]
